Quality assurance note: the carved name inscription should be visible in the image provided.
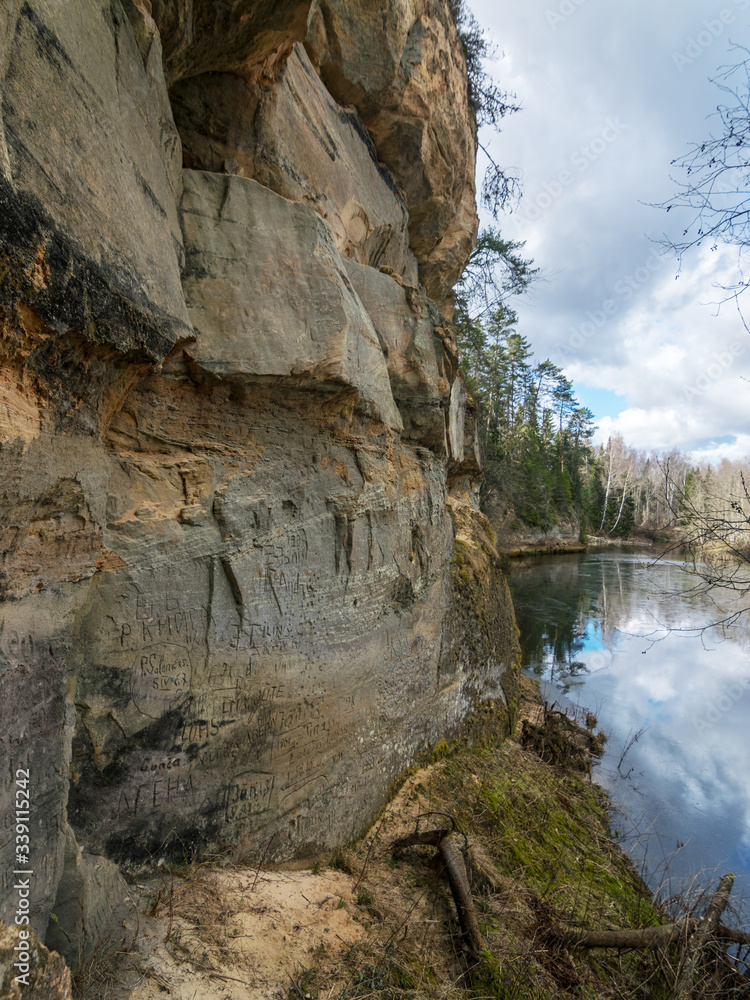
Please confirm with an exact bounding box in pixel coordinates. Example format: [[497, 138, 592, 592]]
[[131, 643, 191, 717], [74, 480, 463, 863], [221, 771, 274, 823]]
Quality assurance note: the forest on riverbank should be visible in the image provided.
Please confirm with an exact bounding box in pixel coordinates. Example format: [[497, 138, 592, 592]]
[[454, 292, 750, 552]]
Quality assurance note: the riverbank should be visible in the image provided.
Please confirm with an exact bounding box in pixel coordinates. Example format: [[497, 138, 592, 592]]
[[586, 526, 685, 551], [493, 518, 587, 557], [509, 545, 750, 981], [71, 676, 743, 1000], [493, 511, 690, 557], [504, 536, 587, 556]]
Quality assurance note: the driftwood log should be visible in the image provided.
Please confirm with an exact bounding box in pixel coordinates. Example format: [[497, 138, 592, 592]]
[[391, 823, 749, 997], [564, 918, 750, 951], [563, 875, 750, 953], [439, 833, 484, 957], [563, 919, 695, 951]]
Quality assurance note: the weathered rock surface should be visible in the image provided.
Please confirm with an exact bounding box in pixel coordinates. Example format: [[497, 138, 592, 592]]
[[153, 0, 477, 309], [1, 0, 190, 359], [343, 258, 450, 452], [0, 922, 71, 999], [179, 169, 402, 430], [44, 831, 130, 966], [172, 44, 418, 283], [72, 372, 485, 863], [151, 0, 312, 86], [0, 0, 516, 968], [305, 0, 479, 305]]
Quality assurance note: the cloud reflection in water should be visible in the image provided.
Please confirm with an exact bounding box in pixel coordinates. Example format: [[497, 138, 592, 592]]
[[510, 550, 750, 902]]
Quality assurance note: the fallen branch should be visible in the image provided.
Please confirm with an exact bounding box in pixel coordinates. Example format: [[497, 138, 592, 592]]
[[562, 874, 750, 996], [392, 826, 483, 961], [563, 918, 693, 951], [564, 918, 750, 952], [439, 833, 484, 959], [673, 873, 734, 1000], [390, 813, 459, 852], [521, 710, 605, 774], [715, 924, 750, 947], [392, 829, 445, 851]]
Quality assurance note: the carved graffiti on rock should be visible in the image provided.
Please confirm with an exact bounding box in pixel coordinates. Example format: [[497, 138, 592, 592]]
[[221, 770, 274, 823], [130, 643, 192, 718]]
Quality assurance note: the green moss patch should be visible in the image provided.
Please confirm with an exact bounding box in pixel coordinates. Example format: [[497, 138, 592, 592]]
[[299, 683, 687, 1000]]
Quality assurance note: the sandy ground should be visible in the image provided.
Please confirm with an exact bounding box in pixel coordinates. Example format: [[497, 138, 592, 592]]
[[97, 761, 462, 1000], [111, 868, 367, 1000], [92, 682, 548, 1000]]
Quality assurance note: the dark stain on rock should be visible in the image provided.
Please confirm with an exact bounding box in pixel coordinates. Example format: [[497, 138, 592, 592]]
[[0, 177, 185, 361]]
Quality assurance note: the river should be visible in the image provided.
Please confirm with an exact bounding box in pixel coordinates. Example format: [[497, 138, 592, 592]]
[[508, 546, 750, 912]]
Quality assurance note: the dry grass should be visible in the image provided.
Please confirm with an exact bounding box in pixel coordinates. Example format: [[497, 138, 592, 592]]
[[72, 932, 135, 1000]]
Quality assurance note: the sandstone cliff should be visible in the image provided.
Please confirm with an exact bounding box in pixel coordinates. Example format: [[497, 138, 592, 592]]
[[0, 0, 518, 961]]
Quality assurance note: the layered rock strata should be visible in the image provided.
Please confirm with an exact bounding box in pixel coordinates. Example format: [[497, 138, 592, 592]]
[[0, 0, 516, 961]]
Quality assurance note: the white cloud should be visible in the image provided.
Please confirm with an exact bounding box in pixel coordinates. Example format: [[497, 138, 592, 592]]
[[471, 0, 750, 460], [551, 247, 750, 456], [690, 433, 750, 464]]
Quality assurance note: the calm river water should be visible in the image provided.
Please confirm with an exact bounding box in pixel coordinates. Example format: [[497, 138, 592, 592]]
[[508, 547, 750, 909]]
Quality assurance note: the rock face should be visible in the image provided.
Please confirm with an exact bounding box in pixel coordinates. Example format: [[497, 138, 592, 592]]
[[0, 0, 517, 963], [159, 0, 478, 307], [0, 922, 71, 1000], [305, 0, 479, 304], [179, 169, 401, 428], [171, 44, 419, 284]]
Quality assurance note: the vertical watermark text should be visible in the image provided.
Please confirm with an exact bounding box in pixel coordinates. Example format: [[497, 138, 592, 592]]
[[11, 767, 33, 986]]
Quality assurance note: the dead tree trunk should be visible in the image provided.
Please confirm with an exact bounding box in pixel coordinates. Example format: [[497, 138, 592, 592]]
[[563, 875, 745, 999], [563, 918, 750, 952], [563, 919, 693, 951]]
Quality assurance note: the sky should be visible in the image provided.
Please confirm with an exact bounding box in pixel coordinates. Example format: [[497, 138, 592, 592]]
[[470, 0, 750, 464]]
